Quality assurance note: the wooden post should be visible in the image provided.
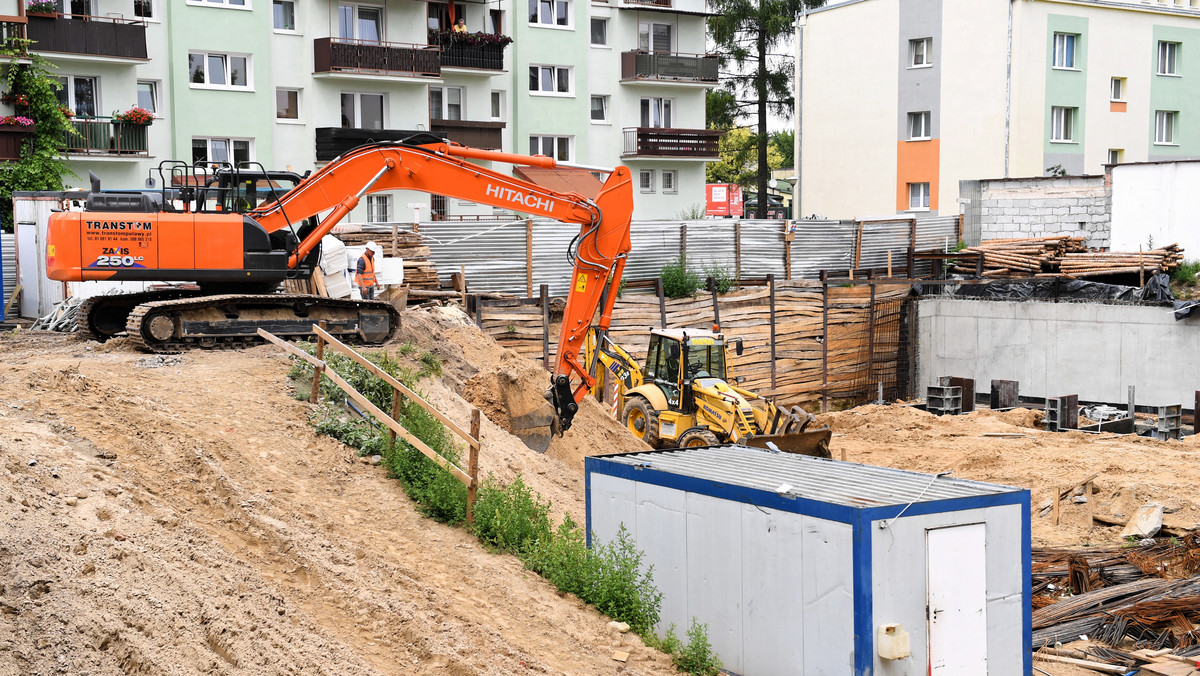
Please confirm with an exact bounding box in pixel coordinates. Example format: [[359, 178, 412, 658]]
[[784, 221, 793, 280], [887, 250, 893, 278], [679, 222, 688, 265], [310, 320, 327, 403], [821, 275, 830, 413], [734, 220, 742, 288], [525, 218, 534, 298], [473, 294, 482, 327], [459, 264, 467, 308], [908, 218, 917, 276], [466, 408, 481, 527], [768, 274, 777, 390], [853, 220, 865, 270], [389, 387, 401, 450], [1195, 390, 1199, 437], [391, 221, 398, 257], [1053, 487, 1062, 526], [541, 284, 550, 369], [956, 213, 964, 243], [656, 278, 667, 328], [867, 282, 876, 388], [1085, 480, 1094, 528], [1139, 245, 1145, 287], [709, 277, 720, 328]]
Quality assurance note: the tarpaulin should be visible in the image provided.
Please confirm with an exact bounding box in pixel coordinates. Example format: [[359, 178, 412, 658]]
[[922, 273, 1176, 304]]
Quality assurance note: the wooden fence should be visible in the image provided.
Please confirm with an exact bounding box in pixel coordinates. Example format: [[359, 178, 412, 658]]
[[472, 277, 915, 410]]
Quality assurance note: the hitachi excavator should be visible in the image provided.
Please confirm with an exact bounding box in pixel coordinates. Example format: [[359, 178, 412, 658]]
[[45, 135, 633, 437]]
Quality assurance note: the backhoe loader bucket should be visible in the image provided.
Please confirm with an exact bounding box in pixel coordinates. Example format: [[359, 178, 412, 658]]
[[742, 426, 833, 458], [497, 376, 556, 454]]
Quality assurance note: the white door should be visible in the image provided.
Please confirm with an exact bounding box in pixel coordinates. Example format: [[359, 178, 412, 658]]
[[927, 523, 987, 675], [16, 222, 38, 319]]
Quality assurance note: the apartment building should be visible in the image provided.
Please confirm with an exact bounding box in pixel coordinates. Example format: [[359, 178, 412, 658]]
[[795, 0, 1200, 219], [0, 0, 715, 222]]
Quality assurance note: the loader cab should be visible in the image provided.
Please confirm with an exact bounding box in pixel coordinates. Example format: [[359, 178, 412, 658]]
[[643, 329, 729, 410]]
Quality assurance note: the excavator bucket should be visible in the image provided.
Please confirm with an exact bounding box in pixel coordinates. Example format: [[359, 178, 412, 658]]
[[742, 427, 833, 458], [497, 376, 556, 454]]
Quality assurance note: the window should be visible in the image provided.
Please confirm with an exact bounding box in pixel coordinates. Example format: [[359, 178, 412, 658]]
[[528, 0, 569, 26], [341, 92, 384, 129], [907, 111, 931, 140], [55, 75, 97, 117], [273, 0, 295, 30], [1050, 106, 1075, 142], [908, 182, 930, 210], [426, 2, 464, 31], [488, 9, 502, 33], [1107, 149, 1123, 165], [910, 37, 932, 67], [640, 97, 672, 128], [590, 95, 608, 122], [490, 90, 503, 120], [429, 86, 463, 121], [1155, 110, 1177, 144], [134, 0, 153, 19], [638, 22, 672, 53], [529, 135, 571, 161], [1158, 41, 1179, 75], [366, 195, 391, 223], [339, 3, 382, 41], [54, 1, 92, 18], [136, 81, 158, 115], [192, 137, 252, 166], [1110, 77, 1125, 101], [662, 170, 677, 194], [528, 65, 572, 94], [276, 88, 299, 120], [186, 0, 246, 6], [590, 18, 607, 45], [639, 170, 655, 193], [189, 52, 250, 89], [1052, 33, 1076, 69]]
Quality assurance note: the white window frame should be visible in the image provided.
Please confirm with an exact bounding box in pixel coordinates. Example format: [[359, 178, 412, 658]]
[[339, 2, 384, 41], [1155, 110, 1177, 145], [135, 80, 160, 116], [639, 96, 673, 128], [275, 87, 301, 123], [192, 137, 254, 167], [1107, 149, 1123, 165], [1110, 77, 1125, 102], [661, 170, 677, 194], [340, 91, 386, 129], [528, 65, 573, 96], [1052, 32, 1077, 70], [528, 135, 572, 161], [1158, 41, 1179, 76], [489, 90, 504, 121], [908, 182, 930, 211], [133, 0, 157, 21], [909, 37, 932, 68], [186, 0, 250, 9], [429, 86, 464, 121], [1050, 106, 1075, 143], [57, 74, 99, 118], [273, 0, 297, 32], [590, 95, 609, 124], [590, 17, 607, 46], [188, 51, 253, 91], [639, 169, 655, 193], [528, 0, 571, 29], [907, 111, 931, 141], [638, 21, 673, 53], [366, 194, 392, 223]]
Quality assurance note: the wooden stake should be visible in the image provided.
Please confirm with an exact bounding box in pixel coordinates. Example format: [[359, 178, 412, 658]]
[[389, 387, 401, 450], [525, 218, 534, 298], [1139, 245, 1144, 287], [460, 265, 467, 308], [1053, 486, 1062, 526], [1085, 480, 1094, 527], [310, 320, 327, 403], [887, 251, 892, 278], [466, 408, 481, 526]]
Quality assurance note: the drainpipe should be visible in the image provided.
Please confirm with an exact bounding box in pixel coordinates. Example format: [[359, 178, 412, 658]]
[[1004, 0, 1014, 177]]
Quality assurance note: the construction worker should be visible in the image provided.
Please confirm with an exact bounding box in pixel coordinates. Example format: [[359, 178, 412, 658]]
[[355, 247, 377, 300]]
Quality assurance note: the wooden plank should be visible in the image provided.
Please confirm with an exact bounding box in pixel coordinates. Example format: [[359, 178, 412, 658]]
[[3, 282, 21, 317], [1139, 659, 1199, 676], [1031, 653, 1126, 674], [466, 408, 481, 526], [312, 325, 479, 449]]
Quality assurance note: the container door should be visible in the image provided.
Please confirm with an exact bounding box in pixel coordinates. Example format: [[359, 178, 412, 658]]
[[16, 222, 39, 319], [926, 523, 987, 675]]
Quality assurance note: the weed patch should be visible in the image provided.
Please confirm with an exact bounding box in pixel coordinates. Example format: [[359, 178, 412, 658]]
[[661, 256, 703, 298]]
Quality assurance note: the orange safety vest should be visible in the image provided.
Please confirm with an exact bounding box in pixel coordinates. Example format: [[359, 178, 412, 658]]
[[355, 254, 377, 289]]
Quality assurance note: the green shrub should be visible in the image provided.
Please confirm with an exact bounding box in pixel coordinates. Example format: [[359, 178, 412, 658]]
[[661, 256, 703, 298], [1172, 259, 1200, 286], [419, 350, 443, 378], [471, 474, 553, 556], [525, 515, 593, 598], [702, 260, 736, 294], [673, 619, 723, 675], [586, 525, 662, 636], [645, 624, 683, 656]]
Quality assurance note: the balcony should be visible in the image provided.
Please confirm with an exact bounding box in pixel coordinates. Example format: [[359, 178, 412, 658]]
[[313, 37, 440, 79], [621, 51, 717, 84], [0, 16, 26, 53], [430, 119, 504, 150], [63, 117, 149, 157], [621, 127, 721, 160], [26, 14, 147, 61], [316, 127, 447, 162], [428, 31, 509, 72]]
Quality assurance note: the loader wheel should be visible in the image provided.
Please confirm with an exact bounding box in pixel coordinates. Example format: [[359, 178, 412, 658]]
[[677, 428, 720, 448], [622, 396, 660, 447]]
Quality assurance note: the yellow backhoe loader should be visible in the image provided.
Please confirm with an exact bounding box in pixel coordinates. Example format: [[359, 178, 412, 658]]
[[585, 328, 832, 456]]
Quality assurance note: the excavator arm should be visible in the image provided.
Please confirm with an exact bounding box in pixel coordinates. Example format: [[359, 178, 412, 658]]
[[250, 139, 633, 434]]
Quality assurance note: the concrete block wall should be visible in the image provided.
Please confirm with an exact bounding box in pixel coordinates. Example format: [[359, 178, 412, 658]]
[[917, 298, 1200, 406], [976, 176, 1110, 248]]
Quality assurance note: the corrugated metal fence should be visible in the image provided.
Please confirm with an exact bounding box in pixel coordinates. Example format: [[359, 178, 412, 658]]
[[357, 215, 961, 297], [1, 232, 14, 318]]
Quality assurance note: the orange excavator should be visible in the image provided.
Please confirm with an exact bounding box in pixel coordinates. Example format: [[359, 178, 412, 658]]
[[45, 135, 633, 435]]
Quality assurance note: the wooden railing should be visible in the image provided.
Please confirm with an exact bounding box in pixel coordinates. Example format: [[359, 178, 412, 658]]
[[26, 14, 147, 59], [258, 325, 483, 524], [621, 51, 718, 83], [621, 127, 721, 158], [0, 17, 26, 52], [313, 37, 440, 78]]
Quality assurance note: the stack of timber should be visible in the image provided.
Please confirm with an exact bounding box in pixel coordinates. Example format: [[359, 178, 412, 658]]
[[335, 231, 441, 290], [949, 236, 1186, 279]]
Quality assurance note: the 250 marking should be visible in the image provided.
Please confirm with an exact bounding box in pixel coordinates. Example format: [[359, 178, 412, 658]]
[[94, 255, 145, 267]]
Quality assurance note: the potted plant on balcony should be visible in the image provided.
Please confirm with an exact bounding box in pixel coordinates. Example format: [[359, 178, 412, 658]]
[[0, 115, 36, 161], [1, 91, 31, 111], [427, 29, 512, 68], [25, 1, 57, 18], [111, 106, 152, 153]]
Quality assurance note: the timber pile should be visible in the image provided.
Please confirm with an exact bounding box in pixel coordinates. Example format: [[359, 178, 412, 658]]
[[949, 236, 1185, 279], [335, 231, 441, 290], [478, 282, 910, 408], [1058, 246, 1185, 278]]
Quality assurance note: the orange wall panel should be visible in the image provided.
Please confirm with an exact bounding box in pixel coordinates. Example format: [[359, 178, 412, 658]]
[[895, 139, 940, 212], [1110, 101, 1127, 113]]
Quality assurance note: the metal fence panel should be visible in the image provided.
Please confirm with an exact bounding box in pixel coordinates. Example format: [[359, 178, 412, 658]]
[[790, 220, 857, 279], [858, 221, 912, 270], [531, 220, 582, 297], [416, 220, 528, 294], [625, 220, 683, 285], [684, 219, 737, 275], [739, 221, 787, 278], [1, 232, 14, 315], [914, 215, 960, 251]]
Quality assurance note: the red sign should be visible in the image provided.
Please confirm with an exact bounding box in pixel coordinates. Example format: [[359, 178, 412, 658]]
[[706, 183, 743, 217]]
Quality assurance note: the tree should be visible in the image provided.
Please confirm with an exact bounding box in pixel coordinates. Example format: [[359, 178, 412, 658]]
[[769, 129, 795, 169], [706, 127, 784, 187], [709, 0, 822, 217], [706, 88, 739, 131]]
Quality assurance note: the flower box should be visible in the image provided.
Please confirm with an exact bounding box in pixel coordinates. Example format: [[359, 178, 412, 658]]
[[26, 11, 56, 17], [0, 123, 36, 161]]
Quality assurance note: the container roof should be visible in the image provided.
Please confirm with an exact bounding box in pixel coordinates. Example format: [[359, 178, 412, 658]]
[[594, 445, 1021, 508]]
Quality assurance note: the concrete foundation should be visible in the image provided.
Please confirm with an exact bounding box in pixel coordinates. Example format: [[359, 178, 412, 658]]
[[917, 299, 1200, 407]]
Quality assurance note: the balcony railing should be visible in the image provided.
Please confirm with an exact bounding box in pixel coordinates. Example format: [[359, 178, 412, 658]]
[[63, 117, 149, 156], [622, 127, 721, 159], [0, 17, 26, 52], [623, 0, 672, 6], [316, 127, 447, 162], [621, 51, 718, 83], [430, 119, 504, 150], [26, 15, 147, 60], [428, 32, 509, 70], [313, 37, 440, 78]]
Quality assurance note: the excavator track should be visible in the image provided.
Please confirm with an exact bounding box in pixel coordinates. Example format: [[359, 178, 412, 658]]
[[78, 288, 210, 342], [123, 294, 401, 353]]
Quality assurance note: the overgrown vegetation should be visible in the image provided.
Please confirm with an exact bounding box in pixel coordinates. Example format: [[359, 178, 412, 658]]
[[661, 256, 704, 298], [648, 619, 724, 675], [1172, 259, 1200, 286], [674, 202, 707, 220], [703, 261, 736, 294]]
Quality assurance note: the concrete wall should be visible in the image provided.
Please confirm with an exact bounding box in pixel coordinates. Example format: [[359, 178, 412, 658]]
[[975, 175, 1110, 247], [1110, 160, 1200, 255], [918, 298, 1200, 407]]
